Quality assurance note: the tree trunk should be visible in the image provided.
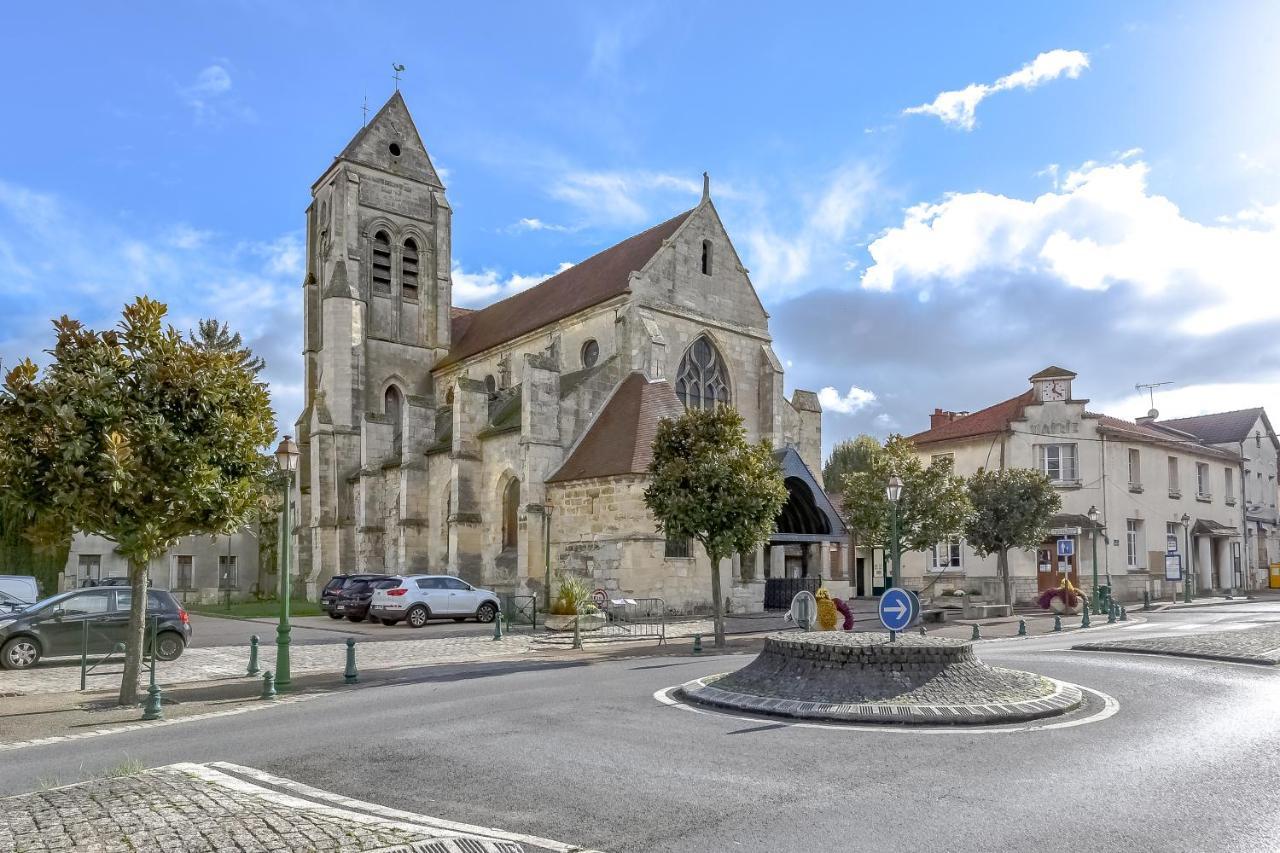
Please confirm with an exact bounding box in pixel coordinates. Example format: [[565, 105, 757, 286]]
[[709, 549, 725, 648], [998, 548, 1013, 607], [117, 556, 148, 706]]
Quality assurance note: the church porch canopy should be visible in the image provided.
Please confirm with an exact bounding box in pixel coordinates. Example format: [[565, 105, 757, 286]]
[[771, 447, 848, 544]]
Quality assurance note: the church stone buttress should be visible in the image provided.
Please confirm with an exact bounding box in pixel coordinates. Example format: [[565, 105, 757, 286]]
[[296, 92, 451, 592]]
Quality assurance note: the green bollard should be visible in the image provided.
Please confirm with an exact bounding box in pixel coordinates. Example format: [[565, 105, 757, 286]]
[[344, 637, 358, 684], [971, 623, 981, 641], [246, 634, 260, 677], [692, 634, 702, 654], [572, 616, 583, 650], [1053, 615, 1062, 632], [889, 629, 897, 643], [492, 608, 504, 641], [1017, 618, 1027, 636], [1082, 604, 1091, 628], [1107, 605, 1117, 624], [1120, 606, 1128, 622], [1142, 590, 1151, 611], [261, 670, 276, 700], [141, 616, 163, 721]]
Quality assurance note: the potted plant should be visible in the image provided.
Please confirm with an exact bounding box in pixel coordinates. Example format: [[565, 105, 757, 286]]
[[544, 574, 604, 631], [1037, 577, 1085, 615]]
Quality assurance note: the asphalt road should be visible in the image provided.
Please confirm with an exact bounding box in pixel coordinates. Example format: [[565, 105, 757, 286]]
[[188, 612, 498, 648], [6, 602, 1280, 853]]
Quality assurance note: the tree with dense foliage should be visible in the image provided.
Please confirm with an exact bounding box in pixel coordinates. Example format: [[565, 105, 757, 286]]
[[645, 406, 786, 648], [0, 298, 276, 704], [822, 435, 880, 491], [964, 467, 1062, 606], [840, 435, 969, 586]]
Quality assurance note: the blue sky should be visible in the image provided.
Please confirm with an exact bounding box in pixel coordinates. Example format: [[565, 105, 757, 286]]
[[2, 2, 1279, 456]]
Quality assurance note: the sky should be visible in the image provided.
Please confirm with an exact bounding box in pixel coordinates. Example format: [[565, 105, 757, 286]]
[[2, 1, 1279, 459]]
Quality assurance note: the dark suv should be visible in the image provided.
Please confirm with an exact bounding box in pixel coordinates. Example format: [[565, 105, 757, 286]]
[[0, 587, 192, 670], [334, 576, 399, 623], [321, 574, 390, 619]]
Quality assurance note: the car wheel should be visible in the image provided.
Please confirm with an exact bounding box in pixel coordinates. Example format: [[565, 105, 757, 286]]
[[327, 611, 343, 620], [379, 619, 397, 626], [153, 632, 185, 662], [476, 602, 498, 624], [1, 636, 41, 670], [406, 605, 430, 628], [347, 612, 364, 622]]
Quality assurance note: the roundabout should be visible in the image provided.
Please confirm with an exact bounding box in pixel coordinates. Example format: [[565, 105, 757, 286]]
[[673, 631, 1086, 726]]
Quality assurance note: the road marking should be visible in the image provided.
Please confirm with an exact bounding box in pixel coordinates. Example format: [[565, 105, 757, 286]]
[[208, 761, 606, 853], [652, 677, 1119, 735]]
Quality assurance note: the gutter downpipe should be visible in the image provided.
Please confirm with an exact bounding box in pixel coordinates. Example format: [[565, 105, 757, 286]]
[[1100, 430, 1111, 583], [1240, 440, 1250, 592]]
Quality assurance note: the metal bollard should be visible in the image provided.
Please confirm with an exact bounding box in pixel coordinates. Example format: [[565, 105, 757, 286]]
[[1120, 606, 1128, 622], [889, 629, 897, 643], [692, 634, 702, 654], [572, 616, 583, 650], [919, 626, 927, 636], [1142, 590, 1151, 611], [1017, 618, 1027, 637], [1082, 604, 1091, 628], [344, 638, 358, 684], [1107, 605, 1117, 624], [1053, 615, 1062, 632], [141, 616, 163, 721], [261, 670, 276, 700], [246, 634, 261, 677], [971, 624, 981, 641], [492, 608, 504, 641]]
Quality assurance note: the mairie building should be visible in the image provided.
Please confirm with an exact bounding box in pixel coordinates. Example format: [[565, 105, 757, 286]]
[[292, 93, 848, 611]]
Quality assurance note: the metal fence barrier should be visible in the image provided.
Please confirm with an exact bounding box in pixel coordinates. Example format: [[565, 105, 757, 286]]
[[498, 594, 538, 632], [585, 597, 666, 644], [764, 576, 822, 610]]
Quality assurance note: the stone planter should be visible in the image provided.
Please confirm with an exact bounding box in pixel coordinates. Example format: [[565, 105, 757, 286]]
[[543, 612, 606, 632]]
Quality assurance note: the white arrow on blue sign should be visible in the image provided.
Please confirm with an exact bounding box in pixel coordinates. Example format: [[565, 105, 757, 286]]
[[879, 587, 917, 632]]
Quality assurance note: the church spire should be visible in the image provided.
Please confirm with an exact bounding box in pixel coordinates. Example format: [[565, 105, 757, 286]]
[[336, 90, 443, 187]]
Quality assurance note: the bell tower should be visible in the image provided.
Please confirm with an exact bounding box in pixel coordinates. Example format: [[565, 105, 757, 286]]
[[296, 91, 452, 590]]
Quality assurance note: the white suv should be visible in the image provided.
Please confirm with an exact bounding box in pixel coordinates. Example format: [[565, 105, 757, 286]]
[[369, 575, 501, 628]]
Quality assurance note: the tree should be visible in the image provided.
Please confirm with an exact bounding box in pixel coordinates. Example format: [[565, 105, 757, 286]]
[[964, 467, 1062, 606], [822, 435, 879, 489], [839, 435, 969, 586], [645, 406, 786, 648], [0, 297, 276, 704]]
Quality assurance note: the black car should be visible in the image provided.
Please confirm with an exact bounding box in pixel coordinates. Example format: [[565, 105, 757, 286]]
[[0, 587, 192, 670], [334, 576, 398, 623], [321, 573, 390, 619]]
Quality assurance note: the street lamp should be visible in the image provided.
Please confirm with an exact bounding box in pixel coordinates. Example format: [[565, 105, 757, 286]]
[[273, 435, 300, 689], [1181, 512, 1192, 604], [1087, 505, 1104, 612], [885, 474, 903, 591]]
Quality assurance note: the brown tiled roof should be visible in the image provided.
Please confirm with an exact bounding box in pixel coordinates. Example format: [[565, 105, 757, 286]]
[[546, 372, 683, 483], [438, 208, 695, 369], [1157, 408, 1273, 446], [909, 390, 1034, 446]]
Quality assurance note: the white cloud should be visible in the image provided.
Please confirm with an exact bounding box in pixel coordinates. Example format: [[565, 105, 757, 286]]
[[818, 384, 878, 414], [904, 49, 1090, 130], [178, 63, 252, 124], [549, 171, 701, 227], [861, 157, 1280, 335], [451, 261, 574, 308], [509, 217, 572, 233], [167, 224, 215, 250], [1091, 382, 1280, 425]]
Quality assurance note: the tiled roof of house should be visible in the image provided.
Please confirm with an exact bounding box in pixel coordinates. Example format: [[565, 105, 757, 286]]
[[546, 372, 684, 483], [909, 390, 1034, 446], [1157, 408, 1273, 446], [437, 208, 694, 369], [1095, 415, 1238, 460]]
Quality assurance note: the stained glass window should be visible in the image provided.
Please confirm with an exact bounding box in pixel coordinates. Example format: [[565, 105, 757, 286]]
[[675, 335, 730, 410]]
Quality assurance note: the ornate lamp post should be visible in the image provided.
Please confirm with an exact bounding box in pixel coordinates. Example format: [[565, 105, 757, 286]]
[[885, 474, 903, 591], [1087, 505, 1103, 612], [273, 435, 300, 689], [1181, 512, 1192, 603]]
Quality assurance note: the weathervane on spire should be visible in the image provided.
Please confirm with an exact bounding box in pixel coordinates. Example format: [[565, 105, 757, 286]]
[[392, 63, 405, 91]]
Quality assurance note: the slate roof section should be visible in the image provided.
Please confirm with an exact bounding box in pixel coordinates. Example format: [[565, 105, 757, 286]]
[[1093, 415, 1239, 459], [909, 391, 1034, 446], [1157, 408, 1275, 447], [438, 208, 694, 369], [1029, 366, 1077, 380], [546, 372, 684, 483]]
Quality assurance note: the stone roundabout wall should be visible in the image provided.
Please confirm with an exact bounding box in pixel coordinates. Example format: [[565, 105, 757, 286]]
[[677, 631, 1082, 725]]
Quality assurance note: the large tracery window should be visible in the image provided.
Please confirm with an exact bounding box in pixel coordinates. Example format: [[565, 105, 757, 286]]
[[675, 335, 731, 410]]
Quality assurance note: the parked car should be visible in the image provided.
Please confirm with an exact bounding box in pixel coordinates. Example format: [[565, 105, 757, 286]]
[[369, 575, 501, 627], [79, 576, 151, 588], [0, 590, 31, 615], [334, 576, 399, 622], [321, 573, 391, 619], [0, 587, 191, 670], [0, 575, 38, 609]]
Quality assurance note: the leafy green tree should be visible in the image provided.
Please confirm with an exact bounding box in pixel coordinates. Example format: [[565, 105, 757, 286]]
[[645, 406, 786, 648], [964, 467, 1062, 606], [0, 298, 276, 703], [822, 435, 880, 489], [840, 435, 969, 586]]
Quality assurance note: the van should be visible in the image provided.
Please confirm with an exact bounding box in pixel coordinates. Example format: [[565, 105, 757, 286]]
[[0, 576, 39, 608]]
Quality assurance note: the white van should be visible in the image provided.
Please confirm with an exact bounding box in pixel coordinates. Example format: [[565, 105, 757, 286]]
[[0, 575, 39, 612]]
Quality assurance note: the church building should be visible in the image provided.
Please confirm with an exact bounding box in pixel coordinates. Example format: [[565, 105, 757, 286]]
[[293, 93, 847, 612]]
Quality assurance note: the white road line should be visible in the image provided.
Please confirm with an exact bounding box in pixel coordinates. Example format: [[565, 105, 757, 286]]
[[208, 761, 605, 853], [651, 677, 1119, 735]]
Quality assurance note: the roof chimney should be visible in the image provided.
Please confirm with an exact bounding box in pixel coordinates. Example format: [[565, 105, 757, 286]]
[[931, 408, 964, 429]]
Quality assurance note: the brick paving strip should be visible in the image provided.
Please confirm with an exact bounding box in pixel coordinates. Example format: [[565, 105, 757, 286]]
[[0, 763, 527, 853], [1072, 624, 1280, 666]]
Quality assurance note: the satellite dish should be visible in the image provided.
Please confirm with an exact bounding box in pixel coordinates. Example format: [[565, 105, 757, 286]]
[[789, 591, 817, 631], [1147, 408, 1159, 420]]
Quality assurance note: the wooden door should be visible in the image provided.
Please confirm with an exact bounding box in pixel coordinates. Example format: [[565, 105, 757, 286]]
[[1037, 538, 1080, 593]]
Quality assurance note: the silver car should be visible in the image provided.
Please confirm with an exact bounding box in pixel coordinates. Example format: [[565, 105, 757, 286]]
[[369, 575, 501, 628]]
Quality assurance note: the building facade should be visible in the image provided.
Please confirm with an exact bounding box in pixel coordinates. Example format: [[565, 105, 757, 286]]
[[63, 528, 263, 603], [903, 367, 1247, 603], [293, 93, 846, 611]]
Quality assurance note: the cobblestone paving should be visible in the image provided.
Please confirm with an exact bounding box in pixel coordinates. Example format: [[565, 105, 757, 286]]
[[1073, 624, 1280, 664], [6, 635, 534, 696], [0, 766, 433, 852]]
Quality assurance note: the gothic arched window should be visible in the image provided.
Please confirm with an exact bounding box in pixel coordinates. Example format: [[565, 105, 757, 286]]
[[384, 385, 403, 451], [371, 231, 392, 294], [501, 478, 520, 550], [675, 335, 730, 410], [401, 238, 419, 301]]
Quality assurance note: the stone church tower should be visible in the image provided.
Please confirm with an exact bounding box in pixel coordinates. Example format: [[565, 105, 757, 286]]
[[294, 93, 848, 610]]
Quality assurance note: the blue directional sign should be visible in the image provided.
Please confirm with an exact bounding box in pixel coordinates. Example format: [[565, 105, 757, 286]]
[[879, 587, 917, 632]]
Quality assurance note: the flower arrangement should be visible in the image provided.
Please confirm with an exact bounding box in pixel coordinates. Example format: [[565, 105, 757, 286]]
[[833, 595, 854, 631], [815, 587, 838, 631], [1037, 577, 1085, 613], [549, 574, 598, 616]]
